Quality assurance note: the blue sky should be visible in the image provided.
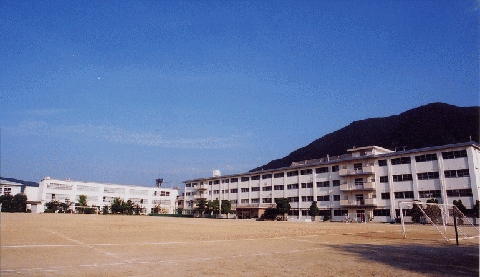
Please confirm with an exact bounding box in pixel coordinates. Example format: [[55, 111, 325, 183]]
[[1, 1, 478, 188]]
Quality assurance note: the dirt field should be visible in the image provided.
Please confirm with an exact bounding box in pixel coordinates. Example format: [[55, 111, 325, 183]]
[[1, 213, 478, 277]]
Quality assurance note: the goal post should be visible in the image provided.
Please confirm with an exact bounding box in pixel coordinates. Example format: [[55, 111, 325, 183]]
[[398, 201, 479, 242]]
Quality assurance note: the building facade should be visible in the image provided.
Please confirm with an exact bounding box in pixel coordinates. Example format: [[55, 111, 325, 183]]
[[181, 142, 480, 222], [30, 177, 179, 214]]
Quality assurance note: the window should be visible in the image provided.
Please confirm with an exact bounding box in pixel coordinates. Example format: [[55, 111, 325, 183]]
[[316, 167, 329, 174], [415, 153, 437, 162], [334, 209, 348, 216], [332, 180, 340, 187], [241, 188, 249, 193], [316, 181, 330, 187], [392, 174, 413, 182], [231, 200, 237, 204], [159, 191, 170, 196], [251, 187, 260, 192], [230, 188, 238, 193], [381, 193, 390, 199], [287, 183, 299, 190], [47, 183, 73, 190], [287, 197, 299, 202], [333, 195, 340, 201], [213, 190, 219, 194], [301, 182, 313, 188], [214, 180, 220, 184], [262, 174, 272, 179], [332, 165, 339, 172], [262, 198, 272, 203], [391, 157, 411, 165], [274, 172, 284, 178], [394, 191, 414, 199], [442, 150, 467, 159], [185, 183, 192, 187], [274, 185, 284, 190], [262, 186, 272, 191], [354, 178, 363, 186], [241, 199, 249, 204], [3, 187, 12, 195], [354, 163, 362, 170], [417, 172, 439, 180], [373, 209, 390, 216], [444, 169, 469, 178], [251, 175, 260, 180], [251, 198, 260, 204], [301, 169, 313, 175], [317, 195, 330, 201], [378, 160, 387, 167], [209, 181, 212, 185], [379, 176, 388, 183], [241, 177, 249, 182], [287, 170, 298, 177], [419, 190, 441, 198], [302, 196, 314, 202], [447, 189, 473, 197], [230, 178, 238, 183]]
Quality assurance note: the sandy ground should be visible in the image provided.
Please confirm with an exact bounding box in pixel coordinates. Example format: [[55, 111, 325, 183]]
[[1, 213, 478, 277]]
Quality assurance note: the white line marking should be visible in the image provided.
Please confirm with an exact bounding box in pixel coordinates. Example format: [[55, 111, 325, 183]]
[[2, 247, 327, 274], [45, 230, 121, 260]]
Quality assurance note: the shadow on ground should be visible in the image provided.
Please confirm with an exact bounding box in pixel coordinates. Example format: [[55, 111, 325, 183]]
[[327, 242, 479, 277]]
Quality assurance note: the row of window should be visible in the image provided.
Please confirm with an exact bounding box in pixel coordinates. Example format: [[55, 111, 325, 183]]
[[200, 188, 474, 203], [381, 189, 473, 199], [186, 150, 470, 187]]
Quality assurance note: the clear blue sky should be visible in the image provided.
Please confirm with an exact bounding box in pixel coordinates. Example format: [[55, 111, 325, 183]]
[[1, 1, 478, 187]]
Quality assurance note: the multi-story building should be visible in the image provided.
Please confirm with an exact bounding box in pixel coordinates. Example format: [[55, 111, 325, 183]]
[[181, 142, 480, 222], [28, 177, 179, 214]]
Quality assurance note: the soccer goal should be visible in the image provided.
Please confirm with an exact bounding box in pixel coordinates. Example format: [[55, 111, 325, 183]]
[[398, 201, 479, 243]]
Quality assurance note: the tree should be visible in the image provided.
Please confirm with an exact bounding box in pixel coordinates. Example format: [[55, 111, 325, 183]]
[[209, 198, 220, 215], [102, 205, 110, 215], [196, 198, 207, 217], [110, 197, 125, 214], [453, 199, 467, 215], [411, 201, 423, 223], [77, 195, 88, 207], [275, 198, 291, 221], [221, 200, 231, 215], [0, 193, 27, 213], [44, 200, 69, 213], [308, 201, 320, 220], [474, 200, 479, 218], [12, 194, 27, 212], [0, 194, 14, 212], [424, 198, 441, 224], [126, 200, 134, 215]]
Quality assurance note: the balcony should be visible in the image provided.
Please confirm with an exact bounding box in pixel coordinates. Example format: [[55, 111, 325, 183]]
[[193, 193, 207, 199], [236, 203, 276, 209], [340, 198, 377, 207], [339, 166, 375, 176], [340, 182, 376, 191], [195, 184, 208, 191]]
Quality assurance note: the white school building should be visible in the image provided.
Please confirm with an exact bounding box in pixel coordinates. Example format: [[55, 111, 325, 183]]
[[14, 177, 178, 214], [180, 142, 480, 222]]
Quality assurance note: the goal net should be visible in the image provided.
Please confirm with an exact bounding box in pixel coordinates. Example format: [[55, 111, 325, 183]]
[[398, 201, 479, 242]]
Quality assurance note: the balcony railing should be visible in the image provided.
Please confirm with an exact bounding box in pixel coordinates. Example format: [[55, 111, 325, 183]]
[[340, 182, 376, 191], [236, 203, 276, 209], [339, 166, 375, 176], [340, 198, 377, 207], [195, 185, 208, 191]]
